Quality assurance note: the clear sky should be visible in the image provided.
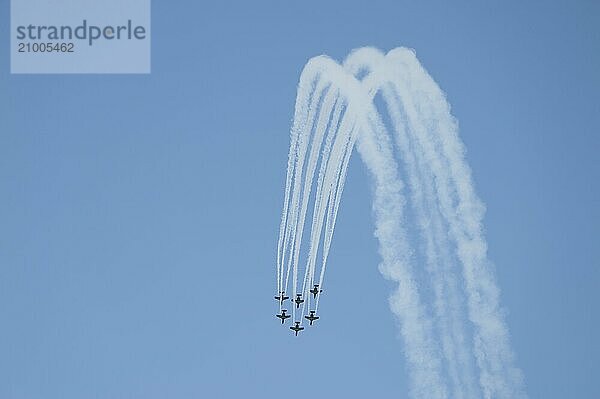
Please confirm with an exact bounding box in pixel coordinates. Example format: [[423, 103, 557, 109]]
[[1, 1, 598, 398]]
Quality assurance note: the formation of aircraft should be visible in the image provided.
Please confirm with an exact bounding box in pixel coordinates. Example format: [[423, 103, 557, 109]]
[[274, 288, 323, 336]]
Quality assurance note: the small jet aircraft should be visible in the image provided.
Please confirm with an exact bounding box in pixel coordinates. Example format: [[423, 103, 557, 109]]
[[304, 310, 320, 326], [309, 284, 323, 299], [276, 309, 291, 324], [274, 291, 289, 303], [290, 321, 304, 336], [293, 293, 304, 308]]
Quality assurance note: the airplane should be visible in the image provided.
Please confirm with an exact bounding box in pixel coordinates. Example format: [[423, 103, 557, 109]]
[[276, 309, 291, 324], [304, 310, 320, 326], [274, 291, 289, 303], [293, 293, 304, 308], [290, 321, 304, 336], [309, 284, 322, 299]]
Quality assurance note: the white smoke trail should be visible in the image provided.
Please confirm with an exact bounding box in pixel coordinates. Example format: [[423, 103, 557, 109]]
[[277, 70, 313, 299], [275, 48, 525, 399], [337, 55, 474, 399], [306, 110, 355, 295], [305, 117, 356, 318], [385, 48, 526, 398], [280, 78, 330, 303], [343, 48, 479, 398], [288, 87, 340, 321], [301, 98, 347, 309], [356, 106, 447, 399]]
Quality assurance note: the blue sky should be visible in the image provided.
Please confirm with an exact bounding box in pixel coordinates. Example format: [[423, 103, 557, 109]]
[[1, 1, 598, 398]]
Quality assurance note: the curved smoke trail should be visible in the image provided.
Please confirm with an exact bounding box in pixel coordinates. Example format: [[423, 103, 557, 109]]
[[275, 47, 526, 399]]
